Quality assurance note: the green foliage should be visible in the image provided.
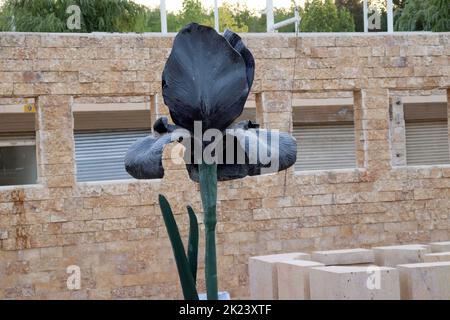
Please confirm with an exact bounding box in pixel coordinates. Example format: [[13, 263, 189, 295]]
[[187, 205, 199, 283], [0, 0, 151, 32], [395, 0, 450, 32], [158, 195, 199, 300], [178, 0, 209, 28], [301, 0, 355, 32], [9, 0, 447, 33], [336, 0, 363, 32]]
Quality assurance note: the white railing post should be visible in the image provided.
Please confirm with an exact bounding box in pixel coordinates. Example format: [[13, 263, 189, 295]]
[[266, 0, 274, 32], [387, 0, 394, 33], [160, 0, 167, 34], [214, 0, 219, 32], [363, 0, 368, 33]]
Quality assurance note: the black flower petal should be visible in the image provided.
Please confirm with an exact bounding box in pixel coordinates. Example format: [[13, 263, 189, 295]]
[[125, 117, 187, 179], [185, 121, 297, 182], [223, 29, 255, 91], [162, 23, 249, 132]]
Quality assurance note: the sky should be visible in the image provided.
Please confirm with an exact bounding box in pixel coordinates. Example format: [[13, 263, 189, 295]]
[[134, 0, 301, 12]]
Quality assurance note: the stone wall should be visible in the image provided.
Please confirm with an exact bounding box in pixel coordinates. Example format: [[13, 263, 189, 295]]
[[0, 31, 449, 299]]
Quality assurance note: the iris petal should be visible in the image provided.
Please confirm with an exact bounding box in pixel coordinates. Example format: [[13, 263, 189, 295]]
[[223, 29, 255, 90], [185, 121, 297, 182], [125, 133, 174, 180], [162, 23, 249, 132]]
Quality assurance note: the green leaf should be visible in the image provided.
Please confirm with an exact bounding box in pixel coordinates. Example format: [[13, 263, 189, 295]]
[[158, 194, 198, 300], [187, 205, 199, 283]]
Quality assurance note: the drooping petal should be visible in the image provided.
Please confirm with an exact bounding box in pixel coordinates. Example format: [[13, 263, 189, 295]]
[[185, 121, 297, 182], [125, 117, 193, 180], [125, 134, 173, 179], [162, 23, 249, 132], [223, 29, 255, 90]]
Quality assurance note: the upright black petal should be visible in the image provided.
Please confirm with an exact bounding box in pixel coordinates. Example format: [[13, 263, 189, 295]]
[[162, 23, 249, 132], [223, 29, 255, 90]]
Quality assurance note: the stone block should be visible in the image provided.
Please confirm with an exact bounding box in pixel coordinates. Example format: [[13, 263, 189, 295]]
[[397, 262, 450, 300], [277, 260, 324, 300], [429, 241, 450, 253], [311, 248, 374, 266], [309, 266, 400, 300], [424, 252, 450, 262], [373, 244, 431, 267], [249, 252, 310, 300], [0, 229, 8, 240]]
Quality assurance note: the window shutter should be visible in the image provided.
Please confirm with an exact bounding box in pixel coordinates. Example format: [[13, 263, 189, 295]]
[[293, 124, 356, 171], [405, 121, 450, 165], [74, 130, 150, 182]]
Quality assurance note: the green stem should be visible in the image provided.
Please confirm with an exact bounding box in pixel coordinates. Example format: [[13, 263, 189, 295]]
[[198, 163, 218, 300]]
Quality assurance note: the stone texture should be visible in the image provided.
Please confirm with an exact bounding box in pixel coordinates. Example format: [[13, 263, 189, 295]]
[[424, 252, 450, 263], [398, 262, 450, 300], [249, 252, 310, 300], [373, 244, 431, 267], [0, 229, 8, 240], [311, 248, 374, 266], [309, 266, 400, 300], [429, 241, 450, 253], [277, 260, 324, 300], [0, 32, 449, 299]]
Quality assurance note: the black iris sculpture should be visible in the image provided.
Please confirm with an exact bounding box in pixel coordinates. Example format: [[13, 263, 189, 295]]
[[125, 23, 297, 300]]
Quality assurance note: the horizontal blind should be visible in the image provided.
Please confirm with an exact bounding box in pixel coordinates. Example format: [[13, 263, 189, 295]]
[[293, 124, 356, 171], [405, 121, 450, 165], [75, 130, 150, 182]]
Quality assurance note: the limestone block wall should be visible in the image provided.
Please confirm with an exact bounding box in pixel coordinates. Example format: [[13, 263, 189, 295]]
[[0, 32, 449, 299]]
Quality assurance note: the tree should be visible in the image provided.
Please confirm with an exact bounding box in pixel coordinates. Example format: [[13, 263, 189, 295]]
[[395, 0, 450, 31], [301, 0, 355, 32], [0, 0, 150, 32], [178, 0, 209, 28], [336, 0, 364, 32]]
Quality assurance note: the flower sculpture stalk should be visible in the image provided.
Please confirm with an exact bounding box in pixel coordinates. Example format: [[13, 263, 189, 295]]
[[125, 23, 297, 300]]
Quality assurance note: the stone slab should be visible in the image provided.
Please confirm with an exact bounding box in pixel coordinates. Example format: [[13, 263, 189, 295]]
[[249, 252, 310, 300], [429, 241, 450, 253], [0, 230, 8, 240], [373, 244, 431, 267], [311, 248, 374, 266], [424, 252, 450, 262], [277, 260, 325, 300], [397, 261, 450, 300], [309, 266, 400, 300]]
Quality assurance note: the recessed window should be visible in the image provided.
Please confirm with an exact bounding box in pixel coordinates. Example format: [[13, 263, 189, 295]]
[[73, 97, 152, 182], [404, 101, 449, 166], [292, 98, 356, 171], [0, 99, 38, 186]]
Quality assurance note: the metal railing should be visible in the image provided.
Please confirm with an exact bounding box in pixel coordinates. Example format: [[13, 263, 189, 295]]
[[158, 0, 394, 34]]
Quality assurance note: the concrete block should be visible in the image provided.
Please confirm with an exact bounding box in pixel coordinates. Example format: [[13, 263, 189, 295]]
[[398, 261, 450, 300], [310, 266, 400, 300], [249, 252, 310, 300], [277, 260, 325, 300], [429, 241, 450, 253], [373, 244, 431, 267], [311, 248, 374, 266], [424, 252, 450, 262]]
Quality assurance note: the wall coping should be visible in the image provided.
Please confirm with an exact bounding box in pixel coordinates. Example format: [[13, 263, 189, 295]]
[[0, 31, 447, 39]]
